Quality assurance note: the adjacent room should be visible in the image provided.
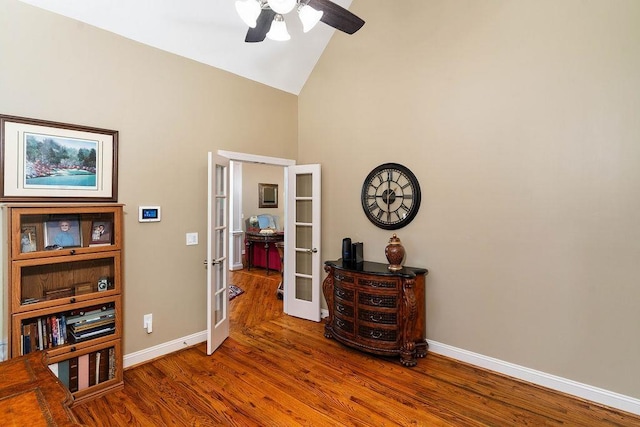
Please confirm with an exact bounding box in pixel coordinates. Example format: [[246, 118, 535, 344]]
[[1, 0, 639, 425]]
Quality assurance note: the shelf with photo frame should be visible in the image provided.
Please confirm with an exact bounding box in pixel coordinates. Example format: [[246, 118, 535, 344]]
[[7, 204, 121, 259], [1, 203, 124, 405]]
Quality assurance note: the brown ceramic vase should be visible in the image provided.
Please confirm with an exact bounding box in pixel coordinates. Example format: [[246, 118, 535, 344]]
[[385, 233, 405, 271]]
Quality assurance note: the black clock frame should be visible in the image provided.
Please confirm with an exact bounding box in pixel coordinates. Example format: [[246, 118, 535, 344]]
[[360, 163, 421, 230]]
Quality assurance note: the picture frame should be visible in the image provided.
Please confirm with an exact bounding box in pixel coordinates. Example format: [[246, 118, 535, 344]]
[[258, 183, 278, 208], [0, 114, 118, 202], [90, 221, 112, 246], [44, 216, 81, 248], [20, 225, 38, 253]]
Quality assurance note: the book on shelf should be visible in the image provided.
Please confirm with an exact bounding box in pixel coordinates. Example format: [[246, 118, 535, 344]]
[[68, 325, 115, 343], [67, 307, 115, 326], [69, 357, 79, 392], [69, 316, 115, 333], [78, 354, 89, 391]]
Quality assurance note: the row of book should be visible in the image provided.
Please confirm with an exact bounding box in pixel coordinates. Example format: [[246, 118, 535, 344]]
[[21, 314, 68, 355], [49, 347, 117, 392], [20, 303, 116, 355]]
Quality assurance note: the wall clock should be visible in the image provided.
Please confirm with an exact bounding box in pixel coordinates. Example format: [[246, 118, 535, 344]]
[[361, 163, 421, 230]]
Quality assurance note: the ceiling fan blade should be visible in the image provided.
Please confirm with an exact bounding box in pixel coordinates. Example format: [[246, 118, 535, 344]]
[[245, 8, 277, 43], [308, 0, 365, 35]]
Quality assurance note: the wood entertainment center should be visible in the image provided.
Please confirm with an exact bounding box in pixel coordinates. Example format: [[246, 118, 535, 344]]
[[323, 259, 428, 367]]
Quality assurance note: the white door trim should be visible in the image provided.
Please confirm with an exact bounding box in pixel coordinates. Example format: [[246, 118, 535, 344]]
[[217, 150, 296, 167]]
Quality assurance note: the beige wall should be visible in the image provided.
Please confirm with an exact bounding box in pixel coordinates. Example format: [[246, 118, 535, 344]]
[[0, 0, 297, 355], [3, 0, 640, 404], [241, 163, 285, 229], [300, 0, 640, 398]]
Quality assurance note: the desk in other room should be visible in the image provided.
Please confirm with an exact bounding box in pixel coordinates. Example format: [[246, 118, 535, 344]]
[[245, 231, 284, 275]]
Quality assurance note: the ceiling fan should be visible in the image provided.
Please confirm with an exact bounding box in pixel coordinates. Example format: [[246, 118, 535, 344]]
[[235, 0, 365, 42]]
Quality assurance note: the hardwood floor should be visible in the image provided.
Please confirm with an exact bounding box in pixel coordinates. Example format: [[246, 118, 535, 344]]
[[72, 268, 640, 426]]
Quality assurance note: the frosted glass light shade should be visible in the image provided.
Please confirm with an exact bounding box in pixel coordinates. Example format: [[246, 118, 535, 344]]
[[235, 0, 261, 28], [266, 14, 290, 41], [266, 0, 296, 14], [298, 5, 323, 33]]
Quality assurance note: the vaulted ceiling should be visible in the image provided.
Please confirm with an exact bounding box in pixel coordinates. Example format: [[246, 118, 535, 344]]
[[18, 0, 355, 95]]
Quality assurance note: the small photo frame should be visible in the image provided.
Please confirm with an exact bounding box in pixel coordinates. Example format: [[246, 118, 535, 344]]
[[90, 221, 112, 246], [20, 225, 37, 253], [44, 216, 81, 248]]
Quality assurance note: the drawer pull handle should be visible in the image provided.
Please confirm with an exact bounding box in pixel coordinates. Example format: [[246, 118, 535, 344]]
[[369, 297, 383, 306], [70, 346, 76, 352], [337, 304, 344, 313], [336, 289, 345, 298], [70, 298, 76, 303], [369, 314, 382, 322], [370, 330, 383, 339], [70, 249, 76, 255], [336, 319, 345, 328]]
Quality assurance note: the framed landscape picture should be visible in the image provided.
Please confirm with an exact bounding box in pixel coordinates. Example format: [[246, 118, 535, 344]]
[[0, 114, 118, 202]]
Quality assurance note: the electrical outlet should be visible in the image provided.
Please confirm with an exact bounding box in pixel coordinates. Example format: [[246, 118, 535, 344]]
[[143, 313, 153, 333]]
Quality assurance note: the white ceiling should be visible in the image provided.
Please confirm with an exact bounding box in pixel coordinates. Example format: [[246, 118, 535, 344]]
[[17, 0, 355, 95]]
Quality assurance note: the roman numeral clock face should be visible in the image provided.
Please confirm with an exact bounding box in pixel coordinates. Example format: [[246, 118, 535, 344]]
[[361, 163, 422, 230]]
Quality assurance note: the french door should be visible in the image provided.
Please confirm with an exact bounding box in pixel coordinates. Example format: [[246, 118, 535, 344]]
[[206, 152, 230, 354], [284, 164, 322, 322]]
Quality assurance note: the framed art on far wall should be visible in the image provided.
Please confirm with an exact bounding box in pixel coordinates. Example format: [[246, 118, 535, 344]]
[[0, 114, 118, 202], [259, 183, 278, 208]]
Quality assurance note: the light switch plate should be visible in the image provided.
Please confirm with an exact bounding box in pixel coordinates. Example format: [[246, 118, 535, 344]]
[[186, 232, 198, 246]]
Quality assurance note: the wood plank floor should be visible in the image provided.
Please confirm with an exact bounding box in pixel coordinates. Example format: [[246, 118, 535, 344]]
[[72, 268, 640, 426]]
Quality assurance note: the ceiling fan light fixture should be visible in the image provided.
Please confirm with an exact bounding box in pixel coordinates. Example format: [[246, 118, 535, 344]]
[[298, 4, 323, 33], [235, 0, 262, 28], [266, 0, 297, 15], [266, 14, 291, 41]]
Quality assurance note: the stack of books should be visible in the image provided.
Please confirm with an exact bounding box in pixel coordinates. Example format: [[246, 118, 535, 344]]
[[66, 305, 115, 343]]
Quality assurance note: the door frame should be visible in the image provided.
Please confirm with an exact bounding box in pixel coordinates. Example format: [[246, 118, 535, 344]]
[[220, 151, 296, 274]]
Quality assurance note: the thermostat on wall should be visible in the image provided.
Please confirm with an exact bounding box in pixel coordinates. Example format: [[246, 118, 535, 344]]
[[139, 206, 161, 222]]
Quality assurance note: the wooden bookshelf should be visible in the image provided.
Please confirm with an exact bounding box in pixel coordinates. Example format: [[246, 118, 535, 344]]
[[2, 203, 124, 405]]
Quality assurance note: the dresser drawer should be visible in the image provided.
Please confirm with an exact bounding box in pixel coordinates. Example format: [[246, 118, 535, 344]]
[[357, 277, 399, 290], [333, 271, 356, 285], [358, 325, 398, 343], [334, 285, 355, 303], [333, 315, 354, 335], [358, 292, 397, 309], [358, 308, 397, 325], [334, 301, 354, 318]]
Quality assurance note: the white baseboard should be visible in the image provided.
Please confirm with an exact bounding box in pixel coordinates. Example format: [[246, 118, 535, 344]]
[[229, 262, 244, 271], [428, 340, 640, 416], [123, 331, 207, 369], [122, 332, 639, 416]]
